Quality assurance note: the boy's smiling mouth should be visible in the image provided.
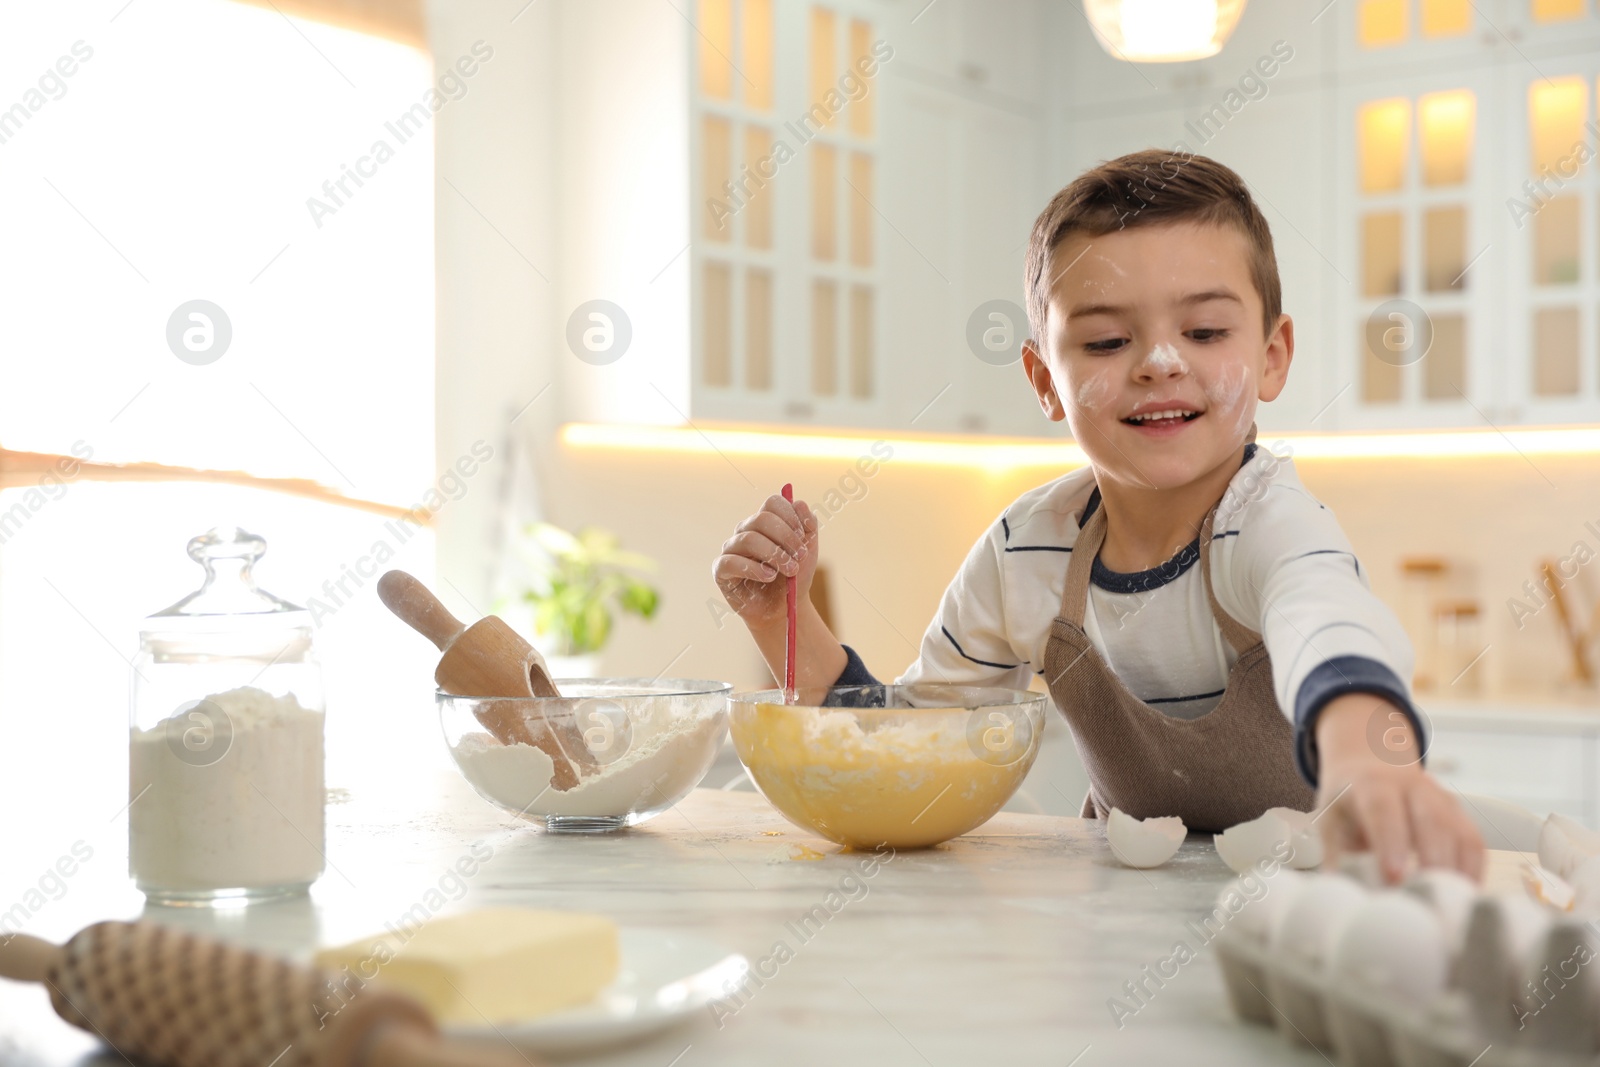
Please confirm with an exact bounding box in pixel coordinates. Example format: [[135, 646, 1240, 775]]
[[1120, 401, 1203, 430]]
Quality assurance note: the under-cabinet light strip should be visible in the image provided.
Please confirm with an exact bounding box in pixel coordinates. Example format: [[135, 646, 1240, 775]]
[[560, 423, 1600, 466]]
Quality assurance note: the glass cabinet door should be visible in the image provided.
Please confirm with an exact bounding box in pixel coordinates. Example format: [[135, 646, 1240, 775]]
[[1339, 71, 1496, 428], [1509, 66, 1598, 423], [691, 0, 885, 429]]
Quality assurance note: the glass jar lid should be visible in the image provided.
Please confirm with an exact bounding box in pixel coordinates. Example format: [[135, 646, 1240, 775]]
[[140, 527, 312, 658]]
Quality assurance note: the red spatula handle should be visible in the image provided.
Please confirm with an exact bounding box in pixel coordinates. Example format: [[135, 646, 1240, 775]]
[[781, 483, 796, 698]]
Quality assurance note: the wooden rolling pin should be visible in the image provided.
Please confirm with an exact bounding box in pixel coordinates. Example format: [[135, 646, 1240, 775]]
[[377, 571, 598, 790], [0, 920, 537, 1067]]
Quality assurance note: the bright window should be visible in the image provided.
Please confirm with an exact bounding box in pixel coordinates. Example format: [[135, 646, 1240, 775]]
[[0, 0, 433, 499], [0, 0, 439, 782]]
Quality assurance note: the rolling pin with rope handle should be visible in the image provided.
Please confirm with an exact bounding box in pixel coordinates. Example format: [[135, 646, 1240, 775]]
[[0, 920, 538, 1067]]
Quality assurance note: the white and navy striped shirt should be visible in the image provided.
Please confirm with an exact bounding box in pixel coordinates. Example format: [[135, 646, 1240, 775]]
[[836, 443, 1423, 785]]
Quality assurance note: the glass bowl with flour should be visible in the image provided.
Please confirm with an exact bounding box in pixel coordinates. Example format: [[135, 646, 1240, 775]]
[[728, 685, 1046, 849], [439, 679, 731, 832]]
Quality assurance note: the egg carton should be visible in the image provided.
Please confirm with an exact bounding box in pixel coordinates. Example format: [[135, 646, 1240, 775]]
[[1216, 896, 1600, 1067]]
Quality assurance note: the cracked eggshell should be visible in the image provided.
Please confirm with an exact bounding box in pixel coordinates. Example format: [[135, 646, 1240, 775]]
[[1329, 891, 1449, 1003], [1106, 808, 1187, 868], [1270, 872, 1369, 970], [1265, 806, 1324, 870], [1540, 814, 1600, 880], [1214, 811, 1295, 874]]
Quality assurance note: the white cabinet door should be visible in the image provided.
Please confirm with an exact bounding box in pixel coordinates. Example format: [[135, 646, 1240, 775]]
[[1493, 45, 1600, 425], [1037, 0, 1600, 433], [1164, 80, 1333, 433], [879, 77, 1048, 435], [1329, 65, 1504, 431], [879, 81, 964, 431], [686, 0, 1050, 433], [886, 0, 1043, 105], [1328, 0, 1501, 78], [954, 100, 1048, 435], [952, 0, 1042, 105], [1427, 727, 1597, 827], [1052, 105, 1338, 433]]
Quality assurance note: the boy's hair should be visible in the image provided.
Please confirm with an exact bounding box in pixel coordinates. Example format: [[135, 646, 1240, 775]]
[[1024, 148, 1282, 344]]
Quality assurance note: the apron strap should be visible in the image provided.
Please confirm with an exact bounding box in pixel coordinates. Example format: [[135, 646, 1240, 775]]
[[1198, 500, 1262, 656], [1059, 471, 1263, 654], [1058, 494, 1103, 629]]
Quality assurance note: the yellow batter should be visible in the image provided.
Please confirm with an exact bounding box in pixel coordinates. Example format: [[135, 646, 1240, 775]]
[[730, 701, 1037, 849]]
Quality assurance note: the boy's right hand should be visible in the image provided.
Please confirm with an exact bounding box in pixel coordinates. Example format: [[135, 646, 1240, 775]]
[[713, 493, 819, 631]]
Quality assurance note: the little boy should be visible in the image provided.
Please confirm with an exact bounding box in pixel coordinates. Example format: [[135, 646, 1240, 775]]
[[713, 149, 1484, 882]]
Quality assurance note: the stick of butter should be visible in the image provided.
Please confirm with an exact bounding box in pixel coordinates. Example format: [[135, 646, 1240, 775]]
[[314, 907, 620, 1025]]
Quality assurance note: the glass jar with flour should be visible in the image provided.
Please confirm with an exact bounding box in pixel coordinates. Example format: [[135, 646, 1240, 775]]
[[129, 527, 325, 905]]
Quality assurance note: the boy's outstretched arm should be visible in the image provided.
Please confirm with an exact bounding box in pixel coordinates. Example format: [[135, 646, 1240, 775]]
[[1213, 461, 1487, 883], [713, 492, 848, 688], [1313, 692, 1486, 883]]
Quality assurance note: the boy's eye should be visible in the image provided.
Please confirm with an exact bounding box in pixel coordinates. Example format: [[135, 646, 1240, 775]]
[[1084, 338, 1126, 354], [1189, 329, 1230, 343]]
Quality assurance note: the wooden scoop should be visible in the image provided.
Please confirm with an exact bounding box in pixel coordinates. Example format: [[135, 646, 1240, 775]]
[[0, 920, 538, 1067], [377, 570, 598, 790]]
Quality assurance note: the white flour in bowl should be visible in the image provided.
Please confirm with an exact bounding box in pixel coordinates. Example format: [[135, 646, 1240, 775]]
[[451, 696, 724, 818], [129, 686, 324, 894]]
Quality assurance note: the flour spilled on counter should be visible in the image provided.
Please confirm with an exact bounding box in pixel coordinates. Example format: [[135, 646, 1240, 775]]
[[129, 686, 325, 892], [451, 697, 723, 818]]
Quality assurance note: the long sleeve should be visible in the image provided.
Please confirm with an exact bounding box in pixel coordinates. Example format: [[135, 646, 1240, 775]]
[[833, 644, 880, 686], [896, 518, 1036, 691], [1212, 475, 1425, 785]]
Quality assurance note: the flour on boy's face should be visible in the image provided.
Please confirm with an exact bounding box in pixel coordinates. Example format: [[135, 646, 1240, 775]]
[[1039, 221, 1277, 491]]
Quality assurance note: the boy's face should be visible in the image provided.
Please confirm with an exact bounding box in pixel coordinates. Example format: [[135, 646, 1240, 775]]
[[1021, 221, 1293, 493]]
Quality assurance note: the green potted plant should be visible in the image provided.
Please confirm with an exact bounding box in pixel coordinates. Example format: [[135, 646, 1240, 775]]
[[513, 522, 661, 679]]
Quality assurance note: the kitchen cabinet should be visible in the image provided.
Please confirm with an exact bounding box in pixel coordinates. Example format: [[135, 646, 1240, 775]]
[[1425, 700, 1600, 829], [888, 0, 1043, 106], [689, 0, 894, 431], [561, 0, 1600, 436], [1058, 88, 1337, 433], [1057, 0, 1600, 432], [876, 79, 1055, 435], [1495, 36, 1600, 426], [1331, 64, 1503, 429], [688, 0, 1051, 436], [1326, 0, 1600, 429]]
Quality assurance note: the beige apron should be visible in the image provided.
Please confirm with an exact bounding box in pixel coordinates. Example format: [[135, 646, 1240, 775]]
[[1042, 493, 1316, 833]]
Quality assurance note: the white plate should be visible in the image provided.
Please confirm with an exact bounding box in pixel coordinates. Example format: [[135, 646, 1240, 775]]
[[445, 929, 748, 1056]]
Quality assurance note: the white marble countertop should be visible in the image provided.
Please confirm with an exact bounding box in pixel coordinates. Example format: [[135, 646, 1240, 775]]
[[0, 770, 1340, 1067]]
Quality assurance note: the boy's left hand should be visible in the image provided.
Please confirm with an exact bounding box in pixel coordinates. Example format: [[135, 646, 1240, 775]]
[[1312, 693, 1486, 884]]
